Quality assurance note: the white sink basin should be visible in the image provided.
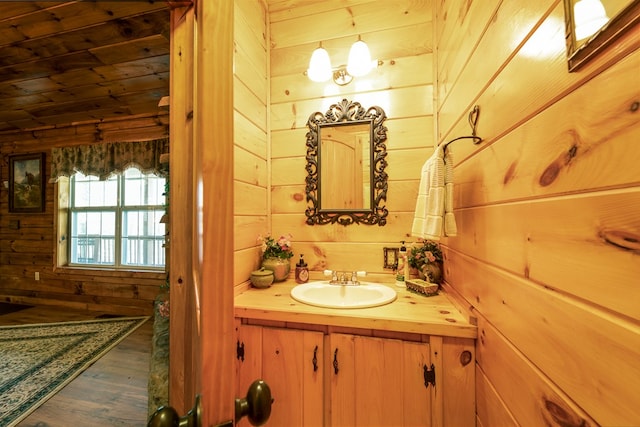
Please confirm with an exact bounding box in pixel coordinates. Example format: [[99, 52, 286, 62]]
[[290, 281, 397, 309]]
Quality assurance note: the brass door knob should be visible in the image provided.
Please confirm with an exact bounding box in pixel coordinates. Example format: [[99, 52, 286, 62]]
[[235, 379, 273, 426], [148, 395, 201, 427], [148, 380, 272, 427]]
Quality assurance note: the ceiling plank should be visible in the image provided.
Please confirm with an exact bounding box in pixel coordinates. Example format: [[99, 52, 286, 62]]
[[0, 1, 170, 132], [0, 1, 168, 43], [0, 10, 169, 68], [0, 51, 104, 84], [89, 34, 170, 65]]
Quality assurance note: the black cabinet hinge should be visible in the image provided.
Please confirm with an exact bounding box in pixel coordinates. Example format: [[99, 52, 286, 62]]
[[423, 363, 436, 388], [236, 340, 245, 362]]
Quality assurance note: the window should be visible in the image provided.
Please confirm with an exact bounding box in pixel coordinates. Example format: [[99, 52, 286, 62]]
[[67, 168, 166, 269]]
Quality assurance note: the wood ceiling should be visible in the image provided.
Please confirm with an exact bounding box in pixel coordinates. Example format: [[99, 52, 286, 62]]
[[0, 1, 171, 134]]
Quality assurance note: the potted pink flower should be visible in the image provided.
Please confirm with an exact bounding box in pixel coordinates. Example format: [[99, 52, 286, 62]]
[[407, 240, 443, 284], [258, 233, 293, 281]]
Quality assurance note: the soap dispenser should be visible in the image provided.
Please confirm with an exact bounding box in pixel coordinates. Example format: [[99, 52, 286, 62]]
[[295, 254, 309, 284], [396, 241, 407, 288]]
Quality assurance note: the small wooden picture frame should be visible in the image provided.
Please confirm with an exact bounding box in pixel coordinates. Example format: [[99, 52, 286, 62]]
[[9, 153, 46, 213]]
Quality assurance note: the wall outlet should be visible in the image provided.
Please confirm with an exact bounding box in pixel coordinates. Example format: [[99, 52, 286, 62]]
[[35, 272, 40, 281]]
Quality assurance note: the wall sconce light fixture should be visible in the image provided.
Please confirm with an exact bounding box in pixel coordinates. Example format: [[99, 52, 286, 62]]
[[573, 0, 610, 40], [307, 42, 332, 82], [306, 37, 378, 85]]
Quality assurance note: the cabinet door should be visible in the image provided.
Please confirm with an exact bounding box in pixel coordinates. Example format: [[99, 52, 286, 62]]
[[403, 341, 433, 425], [235, 323, 323, 427], [441, 337, 475, 427], [327, 334, 432, 426], [262, 327, 323, 426], [326, 333, 356, 426]]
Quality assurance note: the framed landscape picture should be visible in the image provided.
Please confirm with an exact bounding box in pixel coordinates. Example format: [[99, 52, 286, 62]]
[[9, 153, 46, 213]]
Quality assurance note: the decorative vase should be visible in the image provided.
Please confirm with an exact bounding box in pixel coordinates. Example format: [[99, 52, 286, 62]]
[[261, 257, 291, 282], [419, 262, 443, 284]]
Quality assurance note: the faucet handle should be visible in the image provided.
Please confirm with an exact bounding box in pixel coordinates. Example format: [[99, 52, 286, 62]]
[[324, 269, 338, 280]]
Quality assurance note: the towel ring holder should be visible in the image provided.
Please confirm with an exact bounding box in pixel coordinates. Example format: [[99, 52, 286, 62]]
[[441, 105, 482, 153]]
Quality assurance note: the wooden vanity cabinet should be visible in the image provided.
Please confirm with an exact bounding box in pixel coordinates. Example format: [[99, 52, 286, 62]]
[[235, 321, 475, 427]]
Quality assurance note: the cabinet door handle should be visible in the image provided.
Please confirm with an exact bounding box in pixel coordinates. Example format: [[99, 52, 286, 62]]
[[333, 348, 339, 374], [312, 345, 319, 372]]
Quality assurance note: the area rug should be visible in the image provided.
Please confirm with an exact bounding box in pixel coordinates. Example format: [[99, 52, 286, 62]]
[[0, 303, 33, 316], [0, 316, 149, 427]]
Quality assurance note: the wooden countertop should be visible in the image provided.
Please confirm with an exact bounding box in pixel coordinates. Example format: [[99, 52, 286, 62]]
[[234, 280, 477, 339]]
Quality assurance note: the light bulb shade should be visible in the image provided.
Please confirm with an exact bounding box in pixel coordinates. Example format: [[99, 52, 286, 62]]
[[307, 47, 332, 82], [346, 40, 372, 77], [573, 0, 609, 40]]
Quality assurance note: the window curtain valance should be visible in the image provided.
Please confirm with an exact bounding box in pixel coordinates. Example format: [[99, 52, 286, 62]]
[[51, 138, 169, 181]]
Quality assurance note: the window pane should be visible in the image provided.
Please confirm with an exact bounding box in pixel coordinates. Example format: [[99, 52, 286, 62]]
[[70, 211, 116, 265], [73, 173, 117, 207], [123, 169, 166, 206], [67, 168, 165, 270], [121, 209, 166, 267]]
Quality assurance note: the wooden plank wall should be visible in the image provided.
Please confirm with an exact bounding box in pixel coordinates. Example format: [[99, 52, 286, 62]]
[[434, 1, 640, 426], [267, 0, 434, 281], [0, 114, 168, 315], [233, 0, 270, 289]]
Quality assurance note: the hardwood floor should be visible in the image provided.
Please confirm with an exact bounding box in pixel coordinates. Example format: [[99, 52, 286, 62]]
[[0, 303, 153, 427]]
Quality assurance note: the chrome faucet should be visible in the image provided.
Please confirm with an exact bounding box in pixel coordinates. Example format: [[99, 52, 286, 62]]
[[324, 270, 366, 285]]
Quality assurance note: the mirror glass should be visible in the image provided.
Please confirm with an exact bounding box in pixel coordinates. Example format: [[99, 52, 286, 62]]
[[305, 99, 388, 226], [319, 122, 371, 210], [564, 0, 639, 71]]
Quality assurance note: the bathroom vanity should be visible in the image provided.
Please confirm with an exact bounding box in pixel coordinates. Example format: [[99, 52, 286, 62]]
[[235, 281, 477, 426]]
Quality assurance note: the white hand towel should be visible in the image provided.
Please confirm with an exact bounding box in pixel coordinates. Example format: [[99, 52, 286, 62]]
[[412, 145, 457, 240], [443, 148, 457, 236], [427, 186, 444, 216], [444, 182, 454, 213]]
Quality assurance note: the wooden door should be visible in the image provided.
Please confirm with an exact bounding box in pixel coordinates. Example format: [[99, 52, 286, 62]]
[[327, 334, 432, 426], [168, 1, 235, 425]]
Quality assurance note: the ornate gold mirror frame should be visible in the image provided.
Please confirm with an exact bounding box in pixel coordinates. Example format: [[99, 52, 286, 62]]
[[305, 99, 388, 226]]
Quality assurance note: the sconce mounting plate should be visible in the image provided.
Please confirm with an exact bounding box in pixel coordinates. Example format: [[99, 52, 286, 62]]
[[332, 68, 353, 86]]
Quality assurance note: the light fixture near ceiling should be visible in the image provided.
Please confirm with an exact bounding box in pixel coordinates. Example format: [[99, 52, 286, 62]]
[[306, 37, 379, 85], [307, 42, 333, 82]]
